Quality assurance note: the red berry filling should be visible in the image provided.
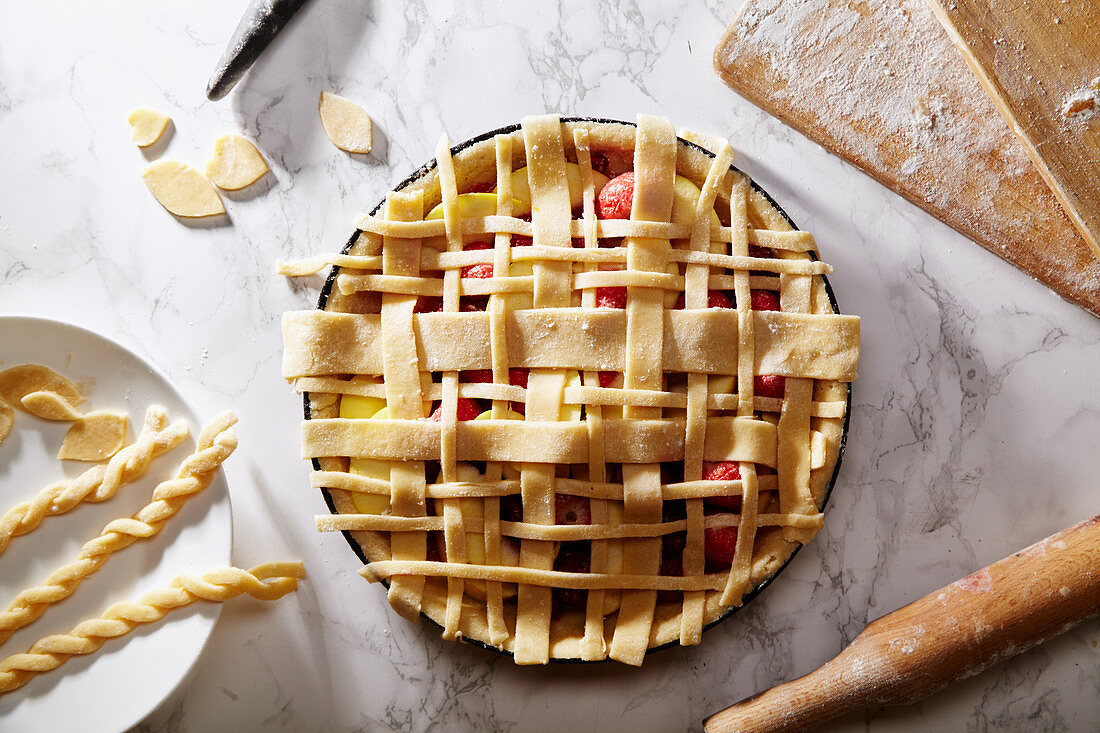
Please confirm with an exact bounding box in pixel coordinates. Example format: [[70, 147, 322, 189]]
[[702, 461, 742, 510], [555, 494, 592, 526], [750, 289, 780, 311], [595, 286, 627, 309], [596, 172, 634, 220], [428, 397, 482, 422], [704, 523, 738, 569], [673, 290, 734, 309], [753, 374, 785, 398]]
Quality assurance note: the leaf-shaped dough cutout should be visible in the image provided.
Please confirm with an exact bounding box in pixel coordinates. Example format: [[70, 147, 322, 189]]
[[205, 134, 269, 190], [141, 160, 225, 218], [0, 401, 12, 444], [319, 91, 373, 154], [0, 364, 85, 410], [128, 108, 172, 147], [21, 390, 84, 421], [57, 411, 128, 461]]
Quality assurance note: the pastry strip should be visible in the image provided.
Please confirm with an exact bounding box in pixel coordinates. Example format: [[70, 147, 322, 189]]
[[681, 141, 736, 645], [512, 114, 575, 665], [281, 309, 861, 380], [318, 511, 824, 537], [610, 114, 677, 666], [379, 191, 430, 618]]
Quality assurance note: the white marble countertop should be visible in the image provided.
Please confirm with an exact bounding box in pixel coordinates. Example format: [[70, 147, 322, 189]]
[[2, 1, 1098, 731]]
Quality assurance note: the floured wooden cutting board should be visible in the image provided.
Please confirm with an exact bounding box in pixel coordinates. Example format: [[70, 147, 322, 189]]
[[926, 0, 1100, 263], [713, 0, 1100, 318]]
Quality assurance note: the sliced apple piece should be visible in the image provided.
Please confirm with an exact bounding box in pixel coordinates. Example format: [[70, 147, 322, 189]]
[[426, 192, 530, 220], [671, 175, 721, 228], [709, 374, 736, 395], [558, 369, 583, 421], [511, 163, 608, 211], [340, 397, 392, 515]]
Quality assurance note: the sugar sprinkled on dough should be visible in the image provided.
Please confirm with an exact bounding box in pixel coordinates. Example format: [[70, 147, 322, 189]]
[[128, 108, 172, 147], [20, 390, 84, 421], [319, 91, 373, 154], [141, 160, 225, 218], [58, 411, 129, 462], [205, 134, 269, 190]]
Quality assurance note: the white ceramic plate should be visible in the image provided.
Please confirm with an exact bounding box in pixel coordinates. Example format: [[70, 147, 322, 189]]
[[0, 316, 233, 732]]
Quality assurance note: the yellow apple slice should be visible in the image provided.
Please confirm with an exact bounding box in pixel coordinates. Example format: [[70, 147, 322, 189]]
[[205, 134, 269, 190], [318, 91, 372, 154], [127, 108, 171, 147], [558, 369, 583, 421], [141, 160, 225, 218], [511, 163, 608, 211], [426, 192, 530, 220], [340, 396, 391, 515], [671, 175, 721, 228], [709, 374, 736, 395]]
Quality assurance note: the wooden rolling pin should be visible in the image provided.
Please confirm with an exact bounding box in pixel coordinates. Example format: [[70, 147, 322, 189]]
[[704, 515, 1100, 733]]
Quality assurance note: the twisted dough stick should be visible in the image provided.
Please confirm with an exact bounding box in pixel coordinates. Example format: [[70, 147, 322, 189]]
[[0, 406, 190, 555], [0, 411, 237, 643], [0, 561, 305, 694]]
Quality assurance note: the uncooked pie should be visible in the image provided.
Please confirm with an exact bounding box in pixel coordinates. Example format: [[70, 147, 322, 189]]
[[280, 114, 860, 665]]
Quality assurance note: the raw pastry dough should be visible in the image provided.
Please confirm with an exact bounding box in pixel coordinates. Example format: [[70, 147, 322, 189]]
[[20, 390, 83, 421], [319, 91, 373, 154], [205, 134, 269, 190], [0, 364, 84, 410], [56, 410, 128, 462], [1, 412, 237, 642], [0, 401, 11, 445], [141, 160, 225, 218], [0, 561, 304, 694], [127, 108, 171, 147], [0, 406, 188, 555]]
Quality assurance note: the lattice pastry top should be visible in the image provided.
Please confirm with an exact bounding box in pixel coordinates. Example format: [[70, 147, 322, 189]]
[[280, 114, 860, 665]]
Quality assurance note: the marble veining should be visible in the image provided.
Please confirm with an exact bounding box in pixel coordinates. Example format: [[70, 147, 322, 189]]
[[1, 0, 1098, 731]]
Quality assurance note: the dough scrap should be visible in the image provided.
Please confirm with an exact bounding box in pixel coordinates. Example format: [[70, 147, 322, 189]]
[[0, 364, 85, 411], [205, 134, 269, 190], [127, 108, 171, 147], [0, 401, 12, 445], [141, 160, 225, 218], [57, 411, 128, 462], [20, 390, 84, 421], [319, 91, 373, 154]]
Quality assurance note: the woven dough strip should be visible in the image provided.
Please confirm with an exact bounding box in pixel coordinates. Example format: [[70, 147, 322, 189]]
[[0, 406, 188, 556], [0, 412, 237, 643], [0, 561, 305, 695]]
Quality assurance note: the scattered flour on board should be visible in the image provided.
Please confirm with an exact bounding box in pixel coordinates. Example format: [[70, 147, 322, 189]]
[[1061, 77, 1100, 121], [723, 0, 1100, 298], [730, 0, 1033, 204]]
